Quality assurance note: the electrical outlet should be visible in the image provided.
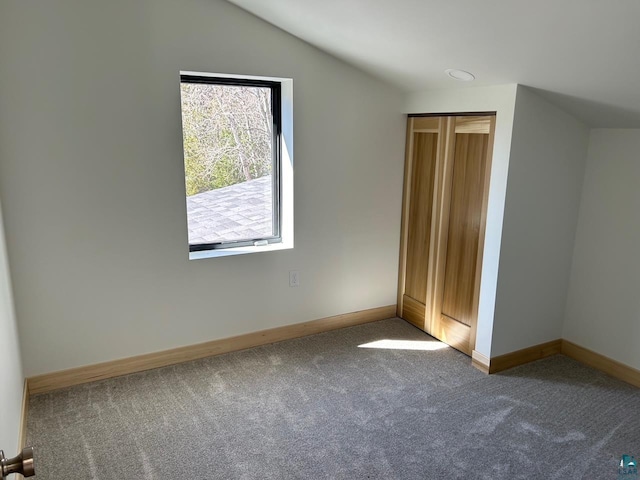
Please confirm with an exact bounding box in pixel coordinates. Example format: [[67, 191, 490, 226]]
[[289, 270, 300, 287]]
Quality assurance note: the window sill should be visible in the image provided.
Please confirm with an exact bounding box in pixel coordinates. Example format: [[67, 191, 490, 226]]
[[189, 240, 293, 260]]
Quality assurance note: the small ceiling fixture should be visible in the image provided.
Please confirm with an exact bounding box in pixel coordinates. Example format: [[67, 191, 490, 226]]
[[445, 69, 475, 81]]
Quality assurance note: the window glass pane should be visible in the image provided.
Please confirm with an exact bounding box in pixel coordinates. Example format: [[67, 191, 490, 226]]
[[180, 82, 275, 245]]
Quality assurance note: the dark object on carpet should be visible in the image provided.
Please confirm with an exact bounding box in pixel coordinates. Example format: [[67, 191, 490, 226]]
[[27, 318, 640, 479]]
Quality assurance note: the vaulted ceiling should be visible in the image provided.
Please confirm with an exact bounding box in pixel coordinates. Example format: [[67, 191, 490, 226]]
[[227, 0, 640, 127]]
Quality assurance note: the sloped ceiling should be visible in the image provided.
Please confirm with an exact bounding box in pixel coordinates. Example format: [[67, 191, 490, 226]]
[[227, 0, 640, 127]]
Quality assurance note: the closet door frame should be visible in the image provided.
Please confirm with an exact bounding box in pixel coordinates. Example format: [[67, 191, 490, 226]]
[[468, 116, 495, 351], [396, 117, 415, 322]]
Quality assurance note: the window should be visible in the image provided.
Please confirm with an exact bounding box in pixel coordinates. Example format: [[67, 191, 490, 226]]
[[180, 74, 288, 256]]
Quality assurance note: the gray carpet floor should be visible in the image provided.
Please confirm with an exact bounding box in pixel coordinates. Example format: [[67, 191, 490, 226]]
[[27, 318, 640, 479]]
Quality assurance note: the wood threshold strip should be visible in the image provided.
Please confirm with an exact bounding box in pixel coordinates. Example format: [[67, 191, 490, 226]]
[[27, 305, 396, 395]]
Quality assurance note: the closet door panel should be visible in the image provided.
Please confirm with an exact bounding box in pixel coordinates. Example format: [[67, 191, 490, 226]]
[[441, 133, 489, 327], [404, 132, 437, 304]]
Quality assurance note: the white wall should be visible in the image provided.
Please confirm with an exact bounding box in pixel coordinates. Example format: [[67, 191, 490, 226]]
[[0, 201, 24, 454], [404, 84, 518, 357], [0, 0, 406, 376], [490, 86, 589, 356], [564, 129, 640, 370]]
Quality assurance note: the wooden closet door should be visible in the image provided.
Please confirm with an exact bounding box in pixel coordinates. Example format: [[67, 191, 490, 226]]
[[430, 116, 494, 355], [441, 133, 488, 325], [398, 117, 441, 329]]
